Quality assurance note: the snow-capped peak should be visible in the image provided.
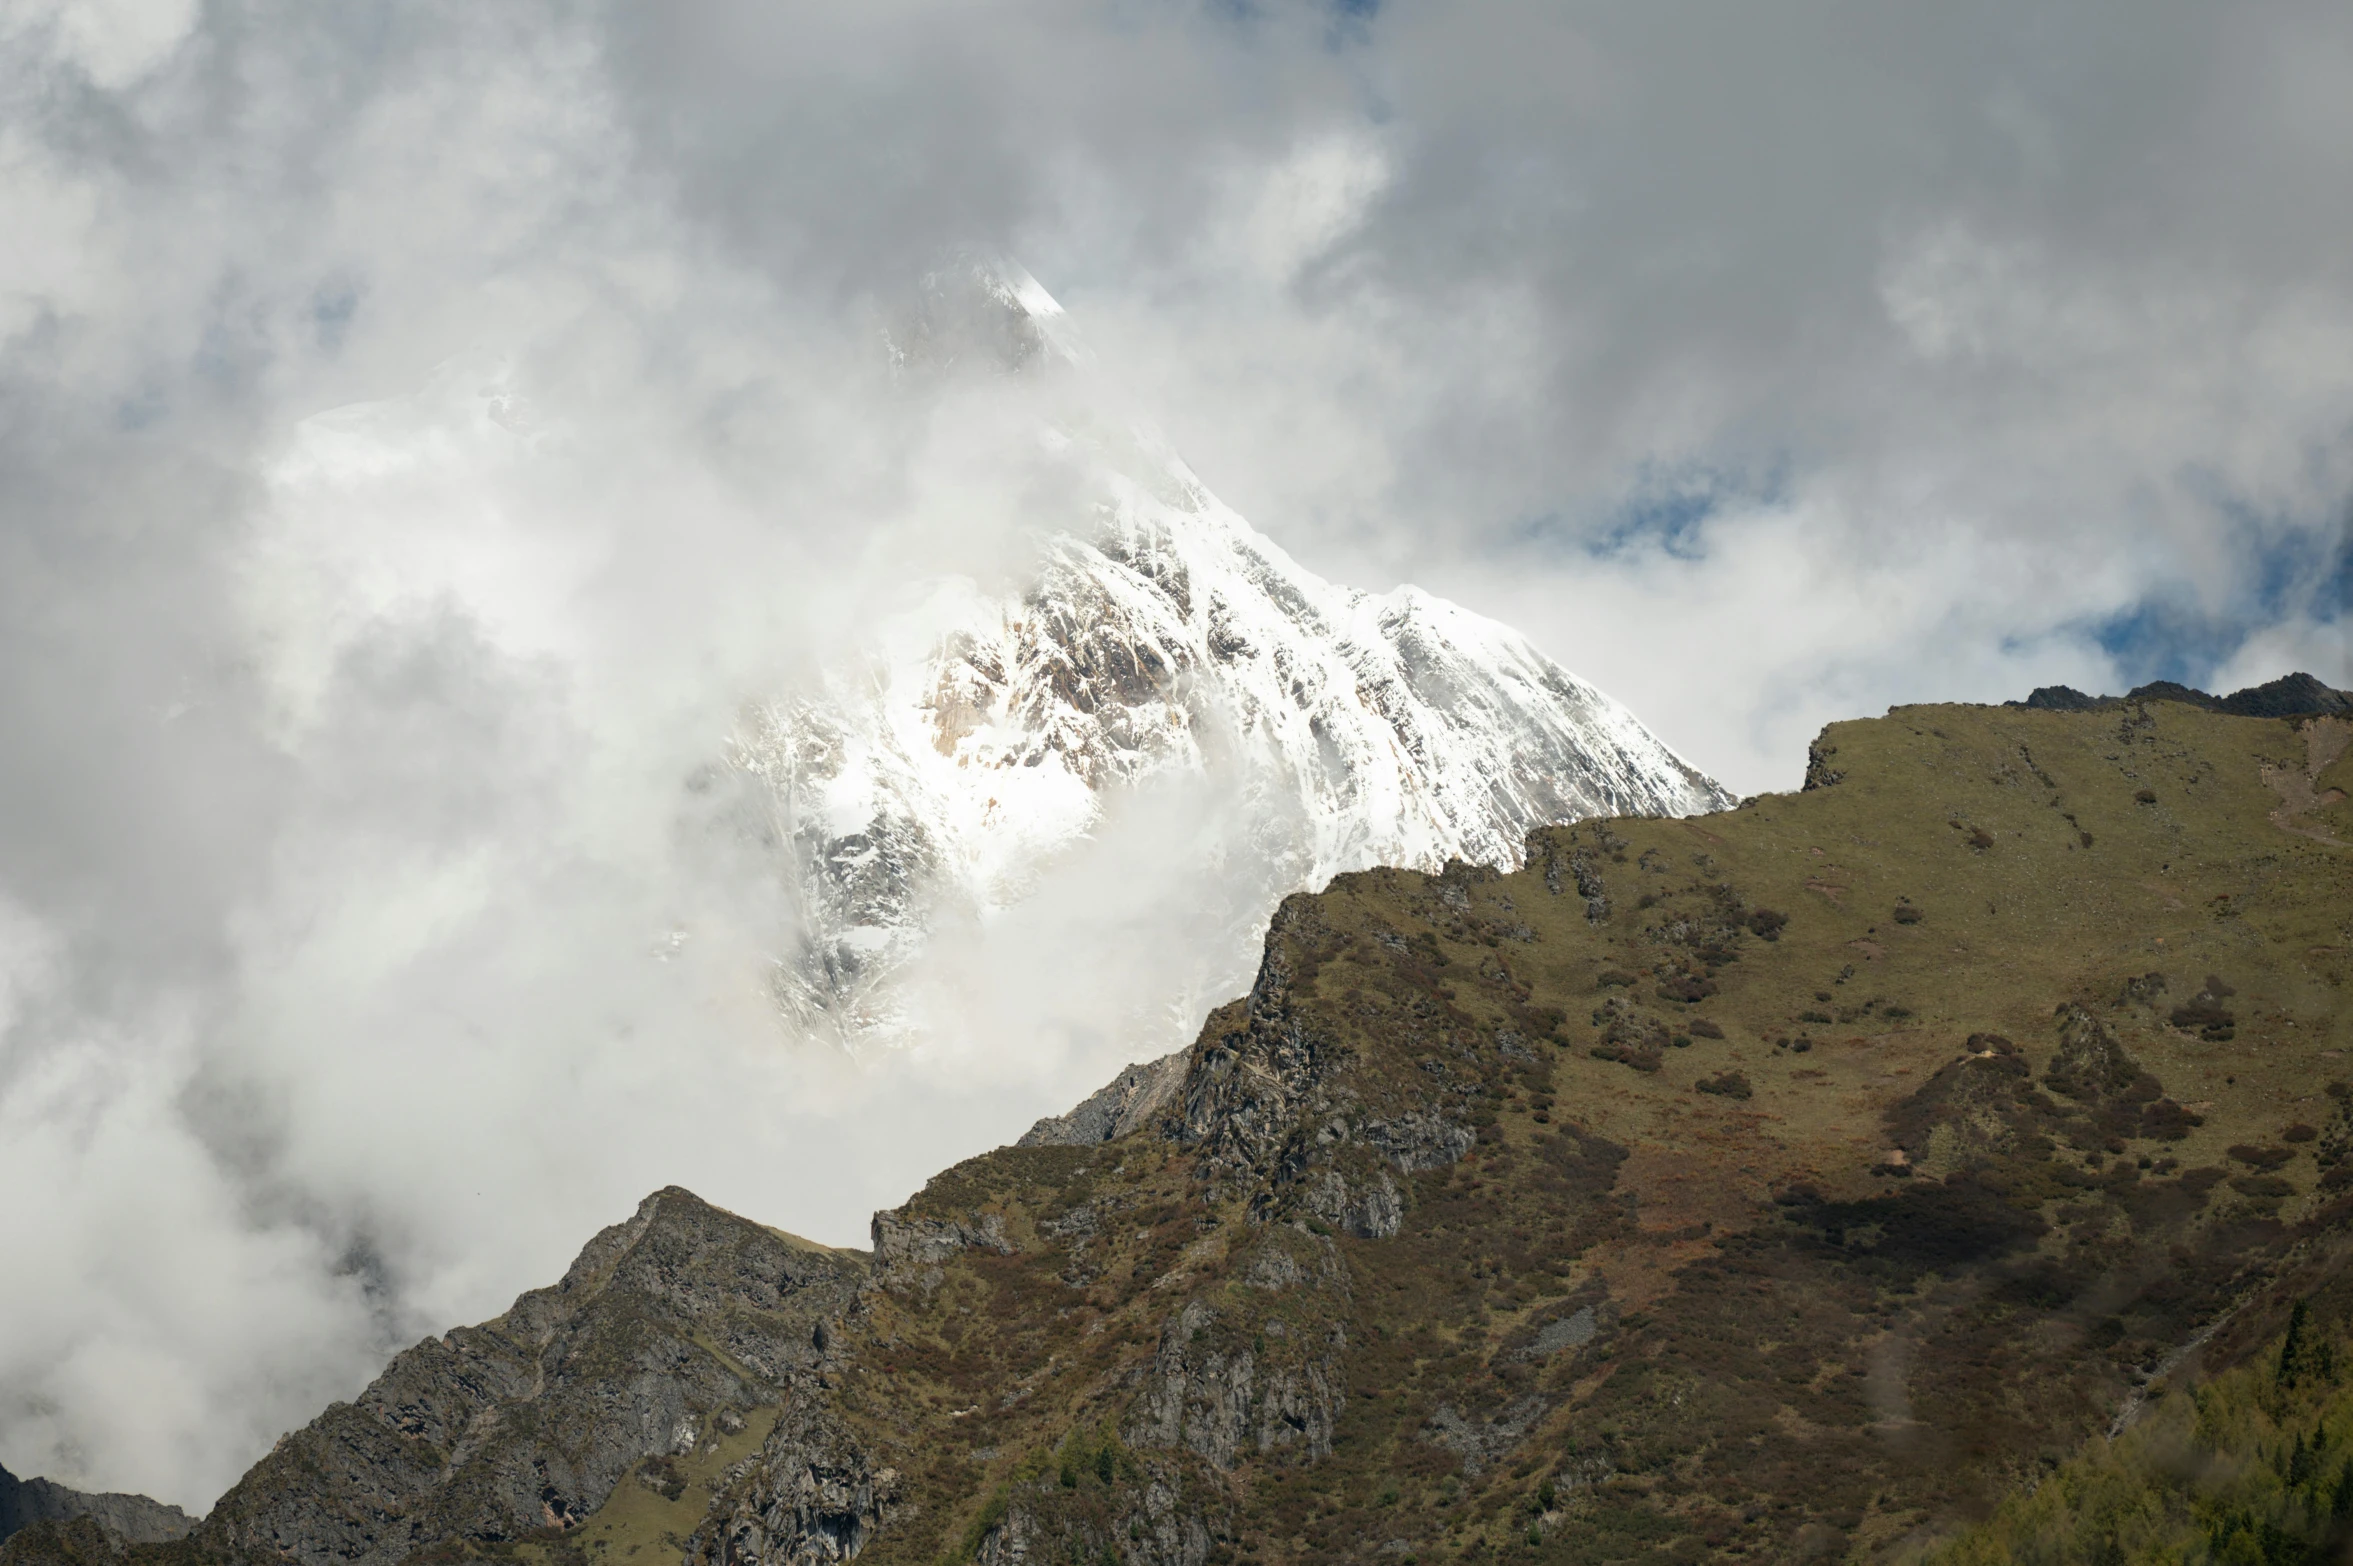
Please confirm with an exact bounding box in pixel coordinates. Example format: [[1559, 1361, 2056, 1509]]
[[734, 262, 1731, 1049]]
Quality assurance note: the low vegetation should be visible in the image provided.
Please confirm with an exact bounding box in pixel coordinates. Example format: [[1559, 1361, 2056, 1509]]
[[1929, 1305, 2353, 1564]]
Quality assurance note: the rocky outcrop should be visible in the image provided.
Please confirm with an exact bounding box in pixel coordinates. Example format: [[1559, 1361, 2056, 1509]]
[[1017, 1051, 1186, 1148], [1422, 1398, 1552, 1477], [689, 1388, 894, 1566], [1801, 735, 1844, 790], [1165, 902, 1348, 1191], [967, 1468, 1218, 1566], [2012, 670, 2351, 717], [1138, 894, 1485, 1248], [0, 1466, 191, 1551], [0, 1518, 136, 1566], [1127, 1224, 1350, 1478], [196, 1188, 864, 1566], [1355, 1107, 1478, 1176], [1298, 1165, 1402, 1240], [1126, 1301, 1261, 1471], [868, 1210, 1014, 1271]]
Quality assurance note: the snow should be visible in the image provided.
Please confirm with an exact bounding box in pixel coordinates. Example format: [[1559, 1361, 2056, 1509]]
[[731, 262, 1734, 1049]]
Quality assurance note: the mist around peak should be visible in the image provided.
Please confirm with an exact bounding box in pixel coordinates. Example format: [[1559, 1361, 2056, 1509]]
[[3, 0, 2348, 1519]]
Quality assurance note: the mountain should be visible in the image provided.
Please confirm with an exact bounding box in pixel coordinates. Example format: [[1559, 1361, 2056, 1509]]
[[198, 1192, 866, 1566], [2012, 669, 2351, 719], [0, 1466, 191, 1554], [24, 691, 2349, 1565], [730, 262, 1731, 1045]]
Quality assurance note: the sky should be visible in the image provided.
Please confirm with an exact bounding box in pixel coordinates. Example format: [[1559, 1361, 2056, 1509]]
[[2, 0, 2349, 1511]]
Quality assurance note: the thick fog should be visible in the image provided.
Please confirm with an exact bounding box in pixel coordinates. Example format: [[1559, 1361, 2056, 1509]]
[[1, 0, 2348, 1509]]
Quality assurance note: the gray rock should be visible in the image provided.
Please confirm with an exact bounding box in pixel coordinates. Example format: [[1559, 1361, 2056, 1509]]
[[1421, 1397, 1551, 1477], [1358, 1109, 1477, 1174], [1529, 1307, 1598, 1357], [1302, 1167, 1402, 1240], [1017, 1050, 1187, 1148], [0, 1465, 193, 1549], [869, 1209, 1013, 1270], [1128, 1226, 1348, 1477], [196, 1187, 865, 1566], [2008, 671, 2351, 717], [1127, 1303, 1257, 1470], [689, 1388, 893, 1566], [968, 1472, 1216, 1566]]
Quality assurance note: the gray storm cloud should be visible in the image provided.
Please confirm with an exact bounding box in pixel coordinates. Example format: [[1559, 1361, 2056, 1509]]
[[1, 0, 2348, 1510]]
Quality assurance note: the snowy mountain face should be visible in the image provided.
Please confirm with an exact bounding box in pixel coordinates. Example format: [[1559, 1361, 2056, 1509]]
[[730, 264, 1733, 1047]]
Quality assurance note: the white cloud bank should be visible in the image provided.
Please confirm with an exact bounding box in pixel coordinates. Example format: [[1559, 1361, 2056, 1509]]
[[0, 0, 2347, 1509]]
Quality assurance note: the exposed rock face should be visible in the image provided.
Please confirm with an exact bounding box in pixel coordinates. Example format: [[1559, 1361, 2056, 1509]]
[[868, 1210, 1013, 1273], [1167, 909, 1344, 1195], [197, 1188, 864, 1566], [1127, 1227, 1349, 1476], [1422, 1399, 1551, 1478], [1160, 887, 1498, 1238], [688, 1389, 893, 1566], [0, 1467, 192, 1549], [1127, 1301, 1262, 1471], [965, 1479, 1217, 1566], [1016, 1051, 1186, 1148]]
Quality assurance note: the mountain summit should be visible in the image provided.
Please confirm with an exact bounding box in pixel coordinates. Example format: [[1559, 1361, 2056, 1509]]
[[735, 260, 1732, 1045]]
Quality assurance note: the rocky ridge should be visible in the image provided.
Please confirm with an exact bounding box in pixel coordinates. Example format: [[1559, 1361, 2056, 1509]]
[[12, 692, 2353, 1564], [2012, 669, 2350, 718], [195, 1190, 866, 1566], [1016, 1052, 1186, 1149], [0, 1469, 191, 1553]]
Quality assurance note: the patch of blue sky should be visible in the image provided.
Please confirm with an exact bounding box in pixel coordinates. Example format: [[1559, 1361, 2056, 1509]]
[[2317, 522, 2353, 624], [2077, 526, 2345, 691], [1324, 0, 1378, 50], [2073, 474, 2352, 690], [2274, 508, 2353, 626], [2218, 507, 2344, 624], [2176, 464, 2352, 621], [2085, 599, 2248, 689], [1512, 458, 1788, 564]]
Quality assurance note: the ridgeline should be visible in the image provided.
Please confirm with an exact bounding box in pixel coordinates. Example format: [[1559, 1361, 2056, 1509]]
[[7, 691, 2350, 1565]]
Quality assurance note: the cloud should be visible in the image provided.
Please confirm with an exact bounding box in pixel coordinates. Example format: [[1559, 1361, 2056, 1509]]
[[1, 0, 2349, 1511], [1056, 2, 2353, 781], [2, 0, 197, 91]]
